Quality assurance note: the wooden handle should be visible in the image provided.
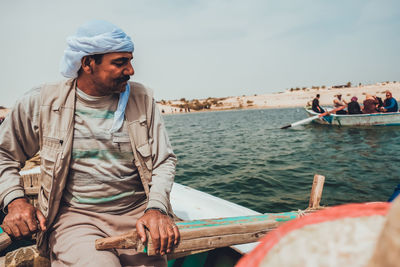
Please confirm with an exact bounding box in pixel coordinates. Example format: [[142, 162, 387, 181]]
[[95, 230, 142, 251], [308, 174, 325, 209], [0, 227, 12, 252], [96, 212, 309, 256]]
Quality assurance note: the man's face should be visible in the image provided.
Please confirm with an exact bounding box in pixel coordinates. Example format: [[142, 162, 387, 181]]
[[386, 92, 392, 99], [90, 52, 134, 95]]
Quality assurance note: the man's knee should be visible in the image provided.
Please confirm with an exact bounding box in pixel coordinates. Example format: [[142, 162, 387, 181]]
[[51, 247, 121, 267]]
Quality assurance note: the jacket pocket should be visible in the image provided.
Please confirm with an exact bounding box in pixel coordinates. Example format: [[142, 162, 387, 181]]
[[40, 136, 62, 182], [136, 143, 152, 171], [129, 117, 149, 146], [128, 117, 153, 171], [39, 136, 63, 216], [112, 133, 132, 154]]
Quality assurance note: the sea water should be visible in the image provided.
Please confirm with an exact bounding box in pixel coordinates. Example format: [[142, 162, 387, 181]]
[[163, 108, 400, 213]]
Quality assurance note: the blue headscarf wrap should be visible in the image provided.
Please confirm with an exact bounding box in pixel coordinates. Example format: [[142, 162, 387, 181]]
[[60, 20, 134, 133]]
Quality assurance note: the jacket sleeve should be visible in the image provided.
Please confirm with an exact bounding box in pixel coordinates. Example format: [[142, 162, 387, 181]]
[[0, 88, 41, 210], [146, 100, 177, 213], [384, 98, 396, 110]]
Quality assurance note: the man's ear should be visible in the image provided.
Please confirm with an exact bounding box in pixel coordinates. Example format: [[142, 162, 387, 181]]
[[81, 56, 94, 74]]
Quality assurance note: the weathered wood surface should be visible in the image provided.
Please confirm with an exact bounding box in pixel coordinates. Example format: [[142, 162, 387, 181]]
[[308, 174, 325, 209], [96, 211, 307, 256], [4, 245, 50, 267]]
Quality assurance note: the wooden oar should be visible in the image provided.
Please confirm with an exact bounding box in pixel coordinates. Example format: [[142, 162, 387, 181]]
[[95, 211, 312, 258], [280, 105, 346, 129]]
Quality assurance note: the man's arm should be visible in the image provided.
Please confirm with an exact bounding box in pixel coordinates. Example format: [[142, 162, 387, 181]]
[[0, 88, 46, 237], [147, 101, 177, 214], [333, 99, 339, 106], [136, 99, 179, 255], [383, 98, 396, 111]]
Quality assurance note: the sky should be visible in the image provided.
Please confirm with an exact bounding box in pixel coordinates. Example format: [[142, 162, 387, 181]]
[[0, 0, 399, 107]]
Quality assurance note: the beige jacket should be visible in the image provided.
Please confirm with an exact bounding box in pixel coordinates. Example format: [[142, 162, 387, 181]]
[[0, 79, 176, 255]]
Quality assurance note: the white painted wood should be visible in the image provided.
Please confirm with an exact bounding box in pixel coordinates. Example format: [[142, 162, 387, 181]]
[[170, 183, 260, 254], [305, 108, 400, 126]]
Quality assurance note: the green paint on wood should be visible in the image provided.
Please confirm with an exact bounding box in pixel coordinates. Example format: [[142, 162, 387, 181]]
[[176, 212, 299, 229]]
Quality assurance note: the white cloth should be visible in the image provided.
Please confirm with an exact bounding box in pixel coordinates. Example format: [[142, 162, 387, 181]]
[[60, 20, 134, 133], [60, 20, 134, 78], [110, 84, 130, 133]]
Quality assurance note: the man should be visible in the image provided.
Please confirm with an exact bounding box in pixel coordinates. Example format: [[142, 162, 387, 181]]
[[332, 94, 347, 114], [347, 96, 362, 115], [312, 94, 324, 113], [380, 90, 398, 112], [362, 94, 379, 114], [0, 20, 179, 266]]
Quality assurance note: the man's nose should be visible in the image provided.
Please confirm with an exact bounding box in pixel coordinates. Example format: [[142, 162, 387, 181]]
[[124, 62, 134, 76]]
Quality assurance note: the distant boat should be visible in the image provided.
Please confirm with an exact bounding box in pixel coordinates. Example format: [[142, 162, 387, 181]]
[[305, 108, 400, 126]]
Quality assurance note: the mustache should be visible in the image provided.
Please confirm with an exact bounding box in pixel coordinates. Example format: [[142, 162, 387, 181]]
[[115, 75, 130, 83]]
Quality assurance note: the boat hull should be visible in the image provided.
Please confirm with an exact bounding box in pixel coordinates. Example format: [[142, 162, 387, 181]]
[[305, 109, 400, 126]]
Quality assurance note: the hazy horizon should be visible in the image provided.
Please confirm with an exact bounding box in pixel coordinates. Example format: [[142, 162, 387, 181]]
[[1, 0, 399, 107]]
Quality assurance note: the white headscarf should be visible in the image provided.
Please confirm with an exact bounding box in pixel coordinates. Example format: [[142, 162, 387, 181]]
[[60, 20, 134, 133]]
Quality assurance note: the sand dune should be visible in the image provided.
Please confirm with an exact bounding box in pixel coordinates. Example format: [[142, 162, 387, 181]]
[[158, 82, 400, 114]]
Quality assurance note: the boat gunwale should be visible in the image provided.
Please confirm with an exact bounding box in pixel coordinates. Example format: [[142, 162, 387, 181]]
[[304, 108, 400, 126], [305, 108, 400, 118]]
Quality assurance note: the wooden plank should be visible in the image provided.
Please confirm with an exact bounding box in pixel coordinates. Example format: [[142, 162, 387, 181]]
[[308, 174, 325, 209], [170, 182, 261, 254], [171, 230, 268, 253], [96, 211, 304, 257]]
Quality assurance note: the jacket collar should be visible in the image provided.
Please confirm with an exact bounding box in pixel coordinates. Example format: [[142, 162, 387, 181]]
[[52, 78, 77, 111]]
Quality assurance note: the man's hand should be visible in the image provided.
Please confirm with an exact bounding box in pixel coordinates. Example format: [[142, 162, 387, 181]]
[[2, 198, 46, 238], [136, 209, 180, 256]]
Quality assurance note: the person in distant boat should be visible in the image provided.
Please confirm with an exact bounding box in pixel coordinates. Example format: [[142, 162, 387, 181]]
[[380, 90, 398, 112], [312, 94, 325, 113], [333, 94, 347, 114], [375, 96, 383, 112], [0, 20, 178, 266], [362, 94, 379, 114], [347, 96, 362, 114]]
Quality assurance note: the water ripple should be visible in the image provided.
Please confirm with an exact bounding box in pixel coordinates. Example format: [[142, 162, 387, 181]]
[[164, 108, 400, 213]]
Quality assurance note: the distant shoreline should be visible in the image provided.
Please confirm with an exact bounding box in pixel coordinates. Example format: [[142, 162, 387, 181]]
[[158, 82, 400, 115], [160, 104, 307, 116]]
